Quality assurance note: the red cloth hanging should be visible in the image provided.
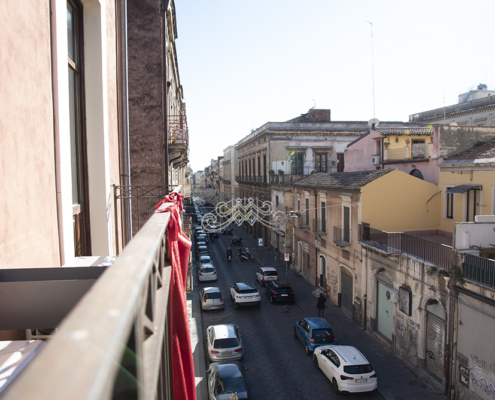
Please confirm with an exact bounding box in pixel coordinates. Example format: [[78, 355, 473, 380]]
[[155, 193, 195, 399]]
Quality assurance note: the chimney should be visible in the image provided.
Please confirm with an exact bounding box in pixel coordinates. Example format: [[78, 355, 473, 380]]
[[307, 109, 331, 122]]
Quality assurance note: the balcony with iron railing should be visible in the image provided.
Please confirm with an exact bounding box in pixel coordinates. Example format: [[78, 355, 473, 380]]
[[3, 189, 192, 400], [333, 226, 351, 246], [235, 174, 305, 185], [298, 215, 310, 229], [313, 218, 327, 235], [463, 253, 495, 289], [383, 142, 433, 162], [358, 224, 452, 270], [168, 114, 188, 146]]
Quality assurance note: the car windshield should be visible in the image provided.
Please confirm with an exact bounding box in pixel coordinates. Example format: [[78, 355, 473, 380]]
[[205, 292, 221, 299], [216, 378, 246, 395], [200, 258, 211, 264], [213, 338, 239, 348], [312, 328, 335, 343], [344, 364, 373, 374], [275, 288, 289, 293], [201, 267, 215, 273], [265, 271, 278, 276]]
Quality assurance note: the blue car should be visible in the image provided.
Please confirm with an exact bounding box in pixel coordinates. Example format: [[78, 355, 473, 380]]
[[294, 317, 338, 355]]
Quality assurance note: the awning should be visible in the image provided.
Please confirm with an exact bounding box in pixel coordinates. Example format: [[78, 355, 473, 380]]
[[446, 185, 482, 194]]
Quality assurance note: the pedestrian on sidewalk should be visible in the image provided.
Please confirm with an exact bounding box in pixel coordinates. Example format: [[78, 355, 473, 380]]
[[316, 293, 326, 318]]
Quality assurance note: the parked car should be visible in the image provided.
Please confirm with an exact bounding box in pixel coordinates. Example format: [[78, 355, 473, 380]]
[[206, 324, 244, 363], [198, 265, 217, 282], [230, 283, 261, 309], [294, 317, 338, 355], [198, 255, 213, 267], [196, 241, 207, 248], [255, 267, 279, 286], [199, 287, 224, 311], [195, 230, 206, 239], [313, 345, 377, 393], [206, 362, 250, 400], [196, 245, 210, 256], [265, 281, 295, 303]]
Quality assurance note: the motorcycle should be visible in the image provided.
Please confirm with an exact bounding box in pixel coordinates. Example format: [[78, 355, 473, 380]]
[[239, 252, 254, 263], [222, 228, 234, 236], [227, 254, 232, 261], [231, 237, 243, 246]]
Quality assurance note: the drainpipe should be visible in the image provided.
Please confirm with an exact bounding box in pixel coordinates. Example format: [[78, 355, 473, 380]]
[[117, 0, 132, 250], [314, 187, 318, 289], [161, 0, 170, 188]]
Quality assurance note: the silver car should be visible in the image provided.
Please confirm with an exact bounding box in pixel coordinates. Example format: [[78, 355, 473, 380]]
[[198, 265, 217, 282], [206, 324, 243, 363], [199, 287, 224, 311]]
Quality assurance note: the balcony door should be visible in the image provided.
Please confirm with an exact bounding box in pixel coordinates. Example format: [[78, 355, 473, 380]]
[[68, 0, 91, 256]]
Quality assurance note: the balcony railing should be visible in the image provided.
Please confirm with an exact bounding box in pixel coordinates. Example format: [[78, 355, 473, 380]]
[[168, 114, 188, 146], [298, 215, 309, 229], [383, 143, 433, 162], [313, 218, 327, 235], [333, 226, 351, 246], [4, 197, 186, 400], [358, 224, 452, 270], [463, 253, 495, 288]]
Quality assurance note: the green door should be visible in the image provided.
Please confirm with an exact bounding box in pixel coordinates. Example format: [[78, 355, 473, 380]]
[[377, 282, 393, 341]]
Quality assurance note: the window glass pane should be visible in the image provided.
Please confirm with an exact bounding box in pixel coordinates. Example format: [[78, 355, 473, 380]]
[[68, 67, 81, 205], [67, 4, 76, 63]]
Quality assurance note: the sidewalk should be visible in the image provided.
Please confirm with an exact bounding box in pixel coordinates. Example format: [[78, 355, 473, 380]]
[[187, 291, 207, 400]]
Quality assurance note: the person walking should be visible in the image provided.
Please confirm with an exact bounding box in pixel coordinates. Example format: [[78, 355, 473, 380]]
[[316, 293, 326, 318]]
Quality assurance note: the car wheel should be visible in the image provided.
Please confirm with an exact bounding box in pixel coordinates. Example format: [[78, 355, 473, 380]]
[[304, 344, 311, 356], [332, 378, 340, 394], [270, 295, 275, 303], [313, 355, 319, 369], [234, 302, 239, 309]]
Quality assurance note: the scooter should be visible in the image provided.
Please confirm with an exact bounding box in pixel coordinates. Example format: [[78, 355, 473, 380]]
[[232, 237, 243, 246], [227, 254, 232, 261], [239, 252, 254, 263]]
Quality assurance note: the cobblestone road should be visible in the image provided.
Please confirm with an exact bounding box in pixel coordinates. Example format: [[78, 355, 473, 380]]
[[191, 221, 446, 400]]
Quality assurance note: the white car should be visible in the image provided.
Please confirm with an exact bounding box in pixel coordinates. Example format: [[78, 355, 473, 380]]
[[199, 287, 224, 311], [198, 265, 217, 282], [255, 267, 279, 286], [313, 345, 377, 393], [206, 324, 244, 363], [198, 255, 214, 267], [230, 283, 261, 309]]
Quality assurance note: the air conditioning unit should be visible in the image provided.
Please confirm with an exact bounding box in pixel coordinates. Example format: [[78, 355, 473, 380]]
[[372, 155, 381, 165], [386, 289, 398, 303]]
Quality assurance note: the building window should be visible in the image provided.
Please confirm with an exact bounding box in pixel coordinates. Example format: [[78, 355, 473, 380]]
[[343, 206, 350, 243], [291, 153, 304, 175], [68, 0, 90, 256], [298, 199, 301, 213], [410, 169, 424, 180], [337, 153, 344, 172], [446, 190, 454, 219], [276, 196, 279, 206], [412, 139, 426, 159], [321, 201, 326, 232], [258, 157, 261, 176], [466, 188, 481, 222], [306, 198, 310, 225], [315, 154, 327, 173]]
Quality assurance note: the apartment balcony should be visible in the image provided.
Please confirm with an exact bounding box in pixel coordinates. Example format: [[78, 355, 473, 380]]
[[358, 224, 452, 270], [313, 218, 327, 235], [3, 191, 191, 400], [383, 143, 433, 162], [333, 226, 351, 246], [463, 253, 495, 289], [168, 114, 188, 146], [297, 215, 310, 229]]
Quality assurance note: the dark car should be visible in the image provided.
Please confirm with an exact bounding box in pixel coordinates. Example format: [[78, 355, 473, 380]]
[[206, 362, 250, 400], [265, 281, 295, 303]]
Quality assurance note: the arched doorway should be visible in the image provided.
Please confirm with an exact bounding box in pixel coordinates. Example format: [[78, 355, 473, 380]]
[[340, 267, 353, 316], [410, 169, 424, 180], [319, 256, 327, 289], [425, 299, 446, 380]]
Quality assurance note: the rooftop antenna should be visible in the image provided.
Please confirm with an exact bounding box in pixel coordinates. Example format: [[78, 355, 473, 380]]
[[365, 20, 376, 119]]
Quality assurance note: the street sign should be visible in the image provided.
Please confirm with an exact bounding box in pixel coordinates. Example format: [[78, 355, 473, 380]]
[[284, 254, 290, 262], [258, 238, 263, 246]]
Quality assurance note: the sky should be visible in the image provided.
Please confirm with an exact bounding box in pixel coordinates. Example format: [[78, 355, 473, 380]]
[[174, 0, 495, 172]]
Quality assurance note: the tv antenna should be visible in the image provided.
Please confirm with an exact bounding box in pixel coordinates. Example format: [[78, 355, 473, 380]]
[[365, 20, 376, 119]]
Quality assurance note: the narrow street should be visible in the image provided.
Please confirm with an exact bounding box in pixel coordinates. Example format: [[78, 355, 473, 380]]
[[190, 213, 447, 400]]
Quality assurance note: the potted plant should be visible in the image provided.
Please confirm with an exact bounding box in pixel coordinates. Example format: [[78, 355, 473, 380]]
[[384, 140, 391, 149], [278, 169, 285, 175], [404, 130, 411, 145], [269, 170, 275, 175]]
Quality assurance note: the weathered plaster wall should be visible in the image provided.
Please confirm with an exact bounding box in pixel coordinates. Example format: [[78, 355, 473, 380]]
[[438, 126, 495, 159], [0, 1, 60, 268]]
